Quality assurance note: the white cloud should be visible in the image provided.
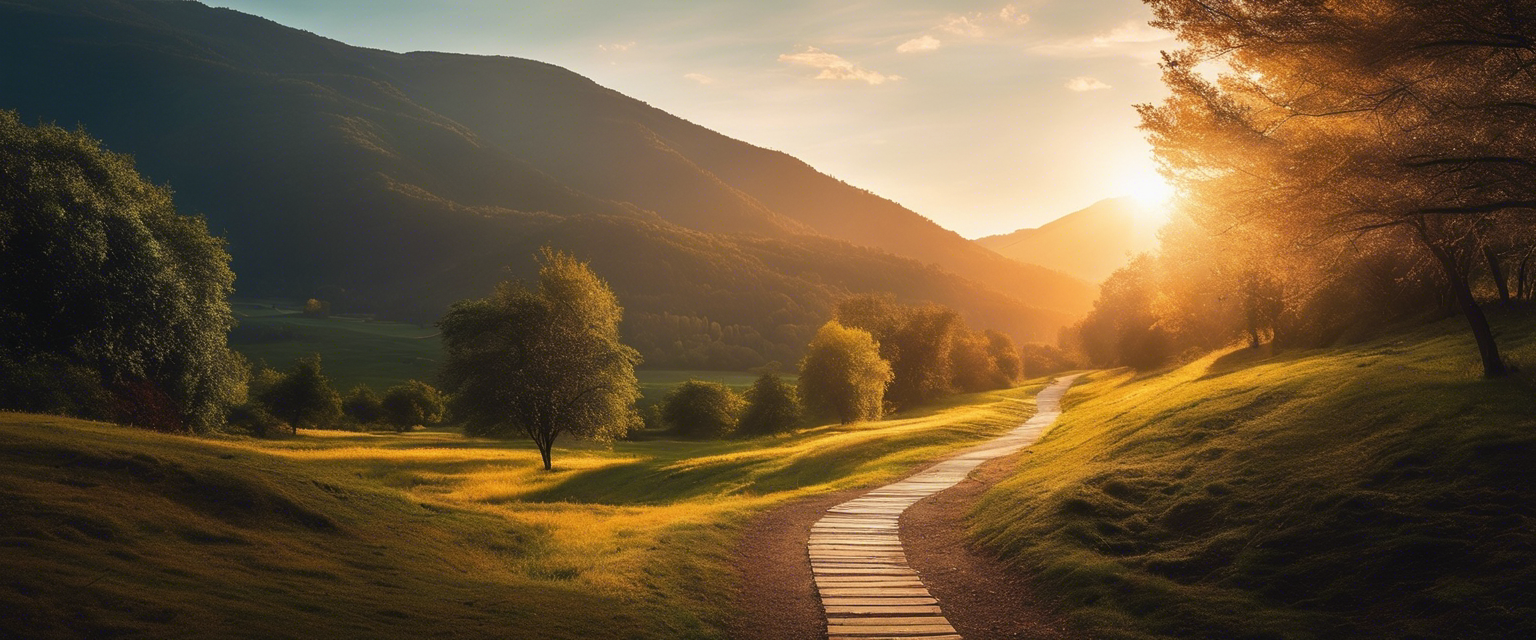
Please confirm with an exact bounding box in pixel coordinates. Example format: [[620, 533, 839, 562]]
[[778, 47, 902, 85], [897, 35, 942, 54], [1066, 76, 1111, 92], [1031, 21, 1174, 56], [999, 4, 1030, 26], [683, 72, 715, 84], [939, 15, 986, 38], [597, 41, 636, 53]]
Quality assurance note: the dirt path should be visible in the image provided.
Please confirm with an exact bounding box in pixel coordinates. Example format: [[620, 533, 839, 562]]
[[901, 451, 1076, 639], [729, 375, 1081, 639]]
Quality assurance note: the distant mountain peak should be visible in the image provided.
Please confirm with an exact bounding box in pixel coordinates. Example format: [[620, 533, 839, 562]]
[[976, 197, 1159, 283]]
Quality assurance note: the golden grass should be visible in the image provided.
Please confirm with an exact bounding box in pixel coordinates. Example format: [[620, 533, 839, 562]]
[[1, 381, 1047, 639]]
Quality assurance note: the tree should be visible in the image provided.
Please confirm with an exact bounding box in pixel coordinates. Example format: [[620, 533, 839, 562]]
[[439, 248, 641, 470], [1141, 0, 1536, 375], [835, 295, 964, 408], [0, 111, 244, 431], [256, 355, 342, 431], [737, 373, 802, 436], [341, 386, 385, 426], [381, 380, 446, 432], [798, 321, 893, 424], [661, 380, 743, 438]]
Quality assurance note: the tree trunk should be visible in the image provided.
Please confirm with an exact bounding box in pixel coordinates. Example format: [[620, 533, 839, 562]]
[[1518, 254, 1530, 301], [1429, 242, 1506, 376], [539, 442, 553, 470], [1484, 247, 1511, 305]]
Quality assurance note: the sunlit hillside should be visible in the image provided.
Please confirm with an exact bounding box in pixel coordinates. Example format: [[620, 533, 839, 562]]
[[0, 383, 1046, 639], [972, 314, 1536, 639]]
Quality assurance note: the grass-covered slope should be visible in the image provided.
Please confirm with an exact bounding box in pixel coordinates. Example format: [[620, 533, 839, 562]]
[[1, 382, 1046, 639], [971, 317, 1536, 639]]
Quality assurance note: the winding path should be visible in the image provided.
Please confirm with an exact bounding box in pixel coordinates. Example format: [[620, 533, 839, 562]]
[[809, 375, 1081, 639]]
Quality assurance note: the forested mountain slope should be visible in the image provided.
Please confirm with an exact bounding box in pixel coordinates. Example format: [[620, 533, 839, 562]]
[[0, 0, 1089, 367]]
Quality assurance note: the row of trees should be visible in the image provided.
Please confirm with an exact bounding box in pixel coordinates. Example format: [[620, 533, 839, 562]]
[[1110, 0, 1536, 376], [229, 355, 446, 436]]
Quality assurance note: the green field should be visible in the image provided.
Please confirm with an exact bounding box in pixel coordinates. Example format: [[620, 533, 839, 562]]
[[970, 314, 1536, 639], [0, 381, 1047, 639], [229, 300, 780, 399]]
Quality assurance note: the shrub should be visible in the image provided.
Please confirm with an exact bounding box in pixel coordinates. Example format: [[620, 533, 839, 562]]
[[256, 355, 342, 431], [737, 373, 802, 436], [662, 380, 743, 438], [341, 386, 385, 426], [381, 380, 446, 432]]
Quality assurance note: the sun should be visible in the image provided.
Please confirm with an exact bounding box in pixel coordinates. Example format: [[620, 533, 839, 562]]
[[1123, 171, 1175, 223]]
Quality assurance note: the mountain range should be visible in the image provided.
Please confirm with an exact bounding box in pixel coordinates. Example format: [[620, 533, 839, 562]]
[[977, 197, 1159, 283], [0, 0, 1100, 368]]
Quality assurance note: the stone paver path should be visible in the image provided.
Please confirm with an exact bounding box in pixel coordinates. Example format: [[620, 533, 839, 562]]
[[810, 375, 1081, 639]]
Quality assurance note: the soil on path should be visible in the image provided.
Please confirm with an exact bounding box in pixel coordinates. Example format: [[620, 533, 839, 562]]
[[727, 488, 864, 640], [901, 451, 1078, 640]]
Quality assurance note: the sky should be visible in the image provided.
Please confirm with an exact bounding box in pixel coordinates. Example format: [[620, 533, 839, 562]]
[[204, 0, 1176, 237]]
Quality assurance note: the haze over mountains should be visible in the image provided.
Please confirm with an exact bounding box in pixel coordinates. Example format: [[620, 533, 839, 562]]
[[977, 198, 1159, 283], [0, 0, 1097, 368]]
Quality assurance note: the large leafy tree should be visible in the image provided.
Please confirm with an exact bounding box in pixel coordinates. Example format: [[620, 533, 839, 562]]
[[0, 111, 243, 431], [1140, 0, 1536, 376], [439, 248, 640, 470], [798, 321, 892, 424]]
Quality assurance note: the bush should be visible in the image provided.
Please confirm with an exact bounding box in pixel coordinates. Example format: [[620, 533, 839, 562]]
[[737, 372, 802, 436], [226, 403, 284, 438], [380, 380, 446, 432], [255, 355, 342, 430], [341, 386, 385, 426], [662, 380, 743, 438]]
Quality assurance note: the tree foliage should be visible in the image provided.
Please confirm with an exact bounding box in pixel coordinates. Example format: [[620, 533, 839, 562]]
[[341, 386, 385, 426], [0, 111, 244, 431], [736, 373, 802, 436], [439, 248, 641, 470], [661, 380, 743, 439], [1141, 0, 1536, 375], [255, 355, 342, 431], [835, 295, 1021, 407], [798, 321, 892, 424], [381, 380, 446, 432]]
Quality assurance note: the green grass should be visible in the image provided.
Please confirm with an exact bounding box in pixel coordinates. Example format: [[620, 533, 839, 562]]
[[0, 381, 1046, 639], [230, 300, 778, 399], [971, 314, 1536, 639]]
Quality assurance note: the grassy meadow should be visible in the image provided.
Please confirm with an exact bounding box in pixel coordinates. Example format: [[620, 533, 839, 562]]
[[0, 381, 1046, 639], [970, 313, 1536, 639], [230, 300, 777, 402]]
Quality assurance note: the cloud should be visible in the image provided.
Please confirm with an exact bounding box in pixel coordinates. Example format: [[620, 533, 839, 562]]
[[778, 47, 902, 85], [938, 15, 986, 38], [597, 41, 636, 53], [897, 35, 942, 54], [998, 4, 1030, 26], [1031, 21, 1173, 56], [1066, 76, 1111, 92], [683, 72, 715, 84]]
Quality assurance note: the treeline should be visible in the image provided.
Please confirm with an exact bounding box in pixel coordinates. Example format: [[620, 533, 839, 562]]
[[1071, 0, 1536, 375]]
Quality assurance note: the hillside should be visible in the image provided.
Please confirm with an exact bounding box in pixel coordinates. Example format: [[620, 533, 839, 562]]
[[978, 198, 1159, 283], [0, 0, 1091, 368], [0, 383, 1049, 639], [969, 315, 1536, 638]]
